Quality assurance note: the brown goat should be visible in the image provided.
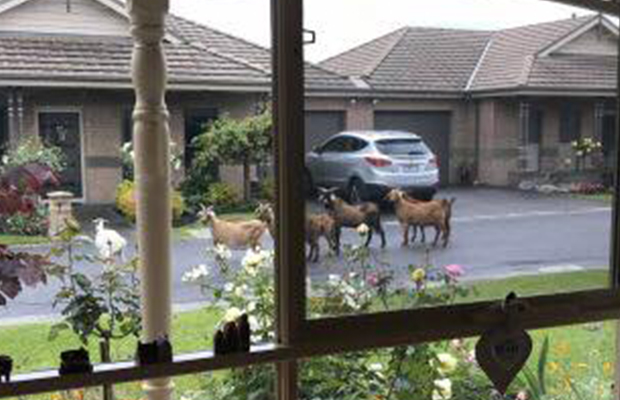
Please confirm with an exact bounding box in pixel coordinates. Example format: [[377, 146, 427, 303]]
[[403, 194, 455, 244], [198, 205, 268, 249], [255, 202, 276, 239], [305, 213, 337, 262], [255, 202, 336, 262], [386, 189, 450, 247], [317, 187, 386, 253]]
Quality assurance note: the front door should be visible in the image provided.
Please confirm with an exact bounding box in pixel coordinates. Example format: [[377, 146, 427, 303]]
[[38, 111, 83, 197]]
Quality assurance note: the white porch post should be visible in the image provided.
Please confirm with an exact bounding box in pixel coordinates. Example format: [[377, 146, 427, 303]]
[[127, 1, 173, 400]]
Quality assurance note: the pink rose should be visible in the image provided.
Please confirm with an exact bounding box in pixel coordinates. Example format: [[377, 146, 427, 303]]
[[444, 264, 464, 279]]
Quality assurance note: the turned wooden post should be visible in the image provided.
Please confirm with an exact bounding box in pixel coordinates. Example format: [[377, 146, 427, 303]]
[[127, 1, 172, 400]]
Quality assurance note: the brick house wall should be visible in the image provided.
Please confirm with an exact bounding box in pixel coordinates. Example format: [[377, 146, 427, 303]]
[[10, 88, 262, 204]]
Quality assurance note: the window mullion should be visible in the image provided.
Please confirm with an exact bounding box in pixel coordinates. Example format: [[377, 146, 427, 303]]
[[272, 0, 305, 398]]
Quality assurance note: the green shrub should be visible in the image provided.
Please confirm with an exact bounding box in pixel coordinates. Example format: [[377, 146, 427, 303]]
[[115, 180, 185, 222], [1, 136, 65, 173], [258, 177, 275, 202], [0, 205, 49, 236], [205, 182, 240, 209]]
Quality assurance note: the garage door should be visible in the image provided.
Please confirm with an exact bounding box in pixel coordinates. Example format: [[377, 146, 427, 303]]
[[375, 111, 451, 184], [304, 111, 345, 152]]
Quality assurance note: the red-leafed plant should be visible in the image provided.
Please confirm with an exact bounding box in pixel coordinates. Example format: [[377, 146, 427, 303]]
[[0, 244, 49, 305], [0, 163, 59, 234]]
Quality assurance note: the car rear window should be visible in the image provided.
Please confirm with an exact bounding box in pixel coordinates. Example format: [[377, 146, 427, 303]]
[[375, 139, 428, 155]]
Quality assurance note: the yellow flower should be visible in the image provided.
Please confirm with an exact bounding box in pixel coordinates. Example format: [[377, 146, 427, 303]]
[[411, 268, 426, 283], [71, 390, 85, 400], [547, 361, 559, 374], [51, 394, 63, 400], [603, 362, 613, 375], [434, 353, 458, 375]]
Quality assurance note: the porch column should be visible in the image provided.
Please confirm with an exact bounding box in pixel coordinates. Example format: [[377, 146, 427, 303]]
[[6, 90, 15, 147], [518, 101, 530, 171], [127, 1, 172, 400]]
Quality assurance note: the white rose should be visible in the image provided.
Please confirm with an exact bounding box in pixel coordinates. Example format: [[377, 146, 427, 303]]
[[223, 307, 243, 323], [434, 353, 458, 375], [432, 378, 452, 400]]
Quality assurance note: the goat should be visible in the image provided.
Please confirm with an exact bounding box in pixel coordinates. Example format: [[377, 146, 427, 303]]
[[93, 218, 127, 260], [317, 187, 386, 253], [385, 189, 450, 248], [306, 212, 337, 262], [403, 194, 455, 244], [255, 202, 336, 262], [255, 202, 276, 239], [198, 205, 268, 249]]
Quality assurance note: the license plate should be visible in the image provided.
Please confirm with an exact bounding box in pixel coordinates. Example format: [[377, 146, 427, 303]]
[[402, 164, 420, 172]]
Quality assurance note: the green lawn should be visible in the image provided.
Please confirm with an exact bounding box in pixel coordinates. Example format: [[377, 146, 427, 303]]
[[0, 270, 613, 399], [573, 192, 613, 203], [0, 234, 50, 246]]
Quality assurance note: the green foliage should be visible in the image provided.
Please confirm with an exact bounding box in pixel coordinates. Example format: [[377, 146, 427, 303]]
[[193, 109, 272, 168], [48, 223, 141, 347], [182, 231, 475, 400], [205, 182, 240, 210], [1, 136, 65, 173], [192, 108, 272, 201], [115, 180, 185, 223], [258, 177, 275, 202], [0, 204, 48, 236]]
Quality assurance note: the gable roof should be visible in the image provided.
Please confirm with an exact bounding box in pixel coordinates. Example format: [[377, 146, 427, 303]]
[[0, 0, 356, 92], [321, 14, 618, 96], [468, 15, 606, 92], [321, 27, 492, 94]]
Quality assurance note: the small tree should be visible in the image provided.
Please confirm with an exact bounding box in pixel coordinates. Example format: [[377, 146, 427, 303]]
[[193, 108, 272, 201]]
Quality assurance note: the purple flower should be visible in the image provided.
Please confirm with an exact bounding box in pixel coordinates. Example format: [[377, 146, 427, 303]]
[[444, 264, 464, 279]]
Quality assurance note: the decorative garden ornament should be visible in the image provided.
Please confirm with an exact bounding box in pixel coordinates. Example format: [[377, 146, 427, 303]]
[[476, 292, 532, 395]]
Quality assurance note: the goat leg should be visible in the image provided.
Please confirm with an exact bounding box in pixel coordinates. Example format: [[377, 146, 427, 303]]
[[432, 226, 440, 247], [401, 223, 409, 247], [334, 226, 342, 255], [420, 227, 426, 243], [364, 227, 373, 247]]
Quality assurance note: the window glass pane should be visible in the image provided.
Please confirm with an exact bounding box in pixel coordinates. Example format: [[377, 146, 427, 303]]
[[303, 0, 614, 319], [0, 0, 274, 375], [300, 322, 616, 400]]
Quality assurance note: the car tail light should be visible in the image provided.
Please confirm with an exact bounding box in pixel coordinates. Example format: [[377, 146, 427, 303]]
[[428, 156, 439, 168], [365, 156, 392, 167]]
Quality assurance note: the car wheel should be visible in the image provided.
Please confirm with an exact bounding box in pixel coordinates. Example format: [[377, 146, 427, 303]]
[[348, 178, 366, 204]]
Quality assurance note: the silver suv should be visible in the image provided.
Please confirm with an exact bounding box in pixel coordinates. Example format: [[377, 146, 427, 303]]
[[305, 130, 439, 201]]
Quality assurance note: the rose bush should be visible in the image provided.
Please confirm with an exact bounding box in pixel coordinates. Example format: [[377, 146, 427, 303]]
[[181, 227, 489, 400]]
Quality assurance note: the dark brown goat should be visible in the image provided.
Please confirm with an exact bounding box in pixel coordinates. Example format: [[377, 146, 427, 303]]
[[317, 187, 386, 253]]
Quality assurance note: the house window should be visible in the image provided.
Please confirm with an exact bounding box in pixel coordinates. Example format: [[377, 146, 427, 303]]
[[560, 102, 581, 143]]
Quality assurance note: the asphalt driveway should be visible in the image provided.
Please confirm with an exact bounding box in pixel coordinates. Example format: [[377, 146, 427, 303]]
[[0, 187, 611, 321]]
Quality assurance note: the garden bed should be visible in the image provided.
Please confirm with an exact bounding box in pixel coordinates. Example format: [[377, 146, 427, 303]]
[[0, 269, 612, 400]]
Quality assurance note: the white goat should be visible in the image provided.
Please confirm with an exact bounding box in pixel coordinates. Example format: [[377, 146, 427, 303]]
[[93, 218, 127, 260]]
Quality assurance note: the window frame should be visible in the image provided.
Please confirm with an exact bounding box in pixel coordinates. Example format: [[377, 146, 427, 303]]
[[1, 0, 619, 398]]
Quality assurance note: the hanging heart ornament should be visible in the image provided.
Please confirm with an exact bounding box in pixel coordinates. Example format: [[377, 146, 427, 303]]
[[475, 293, 532, 395]]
